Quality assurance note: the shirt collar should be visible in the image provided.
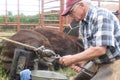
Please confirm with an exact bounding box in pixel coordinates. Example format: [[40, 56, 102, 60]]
[[83, 6, 95, 23]]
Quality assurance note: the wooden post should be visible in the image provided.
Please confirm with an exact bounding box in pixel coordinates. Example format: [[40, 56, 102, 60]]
[[59, 0, 64, 31], [17, 0, 20, 31]]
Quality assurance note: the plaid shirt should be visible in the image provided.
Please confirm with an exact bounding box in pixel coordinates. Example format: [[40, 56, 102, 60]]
[[79, 6, 120, 64]]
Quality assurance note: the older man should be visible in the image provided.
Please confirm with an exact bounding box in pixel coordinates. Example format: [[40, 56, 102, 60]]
[[59, 0, 120, 80]]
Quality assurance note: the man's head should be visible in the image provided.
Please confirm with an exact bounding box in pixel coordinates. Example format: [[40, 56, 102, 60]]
[[61, 0, 81, 16], [61, 0, 91, 21]]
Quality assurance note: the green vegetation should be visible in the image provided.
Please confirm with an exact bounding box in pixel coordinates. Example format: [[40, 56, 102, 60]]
[[0, 11, 59, 31], [0, 61, 8, 80], [57, 67, 77, 78], [0, 31, 16, 36]]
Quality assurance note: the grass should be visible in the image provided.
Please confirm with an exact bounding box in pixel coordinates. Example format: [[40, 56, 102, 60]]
[[57, 67, 77, 80], [0, 32, 9, 80], [0, 31, 16, 36], [0, 31, 16, 42], [0, 75, 8, 80], [57, 67, 77, 77], [0, 61, 8, 80]]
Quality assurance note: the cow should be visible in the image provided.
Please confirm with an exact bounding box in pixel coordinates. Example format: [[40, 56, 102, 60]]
[[0, 27, 84, 73], [63, 19, 79, 37]]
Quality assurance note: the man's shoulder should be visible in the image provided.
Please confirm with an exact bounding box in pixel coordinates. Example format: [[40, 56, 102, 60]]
[[97, 8, 110, 14], [88, 6, 110, 16]]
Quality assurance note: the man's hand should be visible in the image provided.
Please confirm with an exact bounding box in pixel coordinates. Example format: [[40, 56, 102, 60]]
[[71, 61, 87, 73], [59, 55, 74, 66]]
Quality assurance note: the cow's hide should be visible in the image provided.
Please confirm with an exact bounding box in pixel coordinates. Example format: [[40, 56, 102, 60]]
[[34, 28, 84, 56], [0, 28, 84, 71]]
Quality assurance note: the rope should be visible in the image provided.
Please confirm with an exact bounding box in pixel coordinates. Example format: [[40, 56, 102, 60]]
[[66, 24, 79, 35], [0, 37, 37, 50]]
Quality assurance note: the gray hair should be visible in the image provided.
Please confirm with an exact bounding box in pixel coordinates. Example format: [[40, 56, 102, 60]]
[[81, 0, 92, 5]]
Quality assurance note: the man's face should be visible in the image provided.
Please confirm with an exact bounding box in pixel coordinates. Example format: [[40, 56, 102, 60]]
[[68, 2, 85, 21]]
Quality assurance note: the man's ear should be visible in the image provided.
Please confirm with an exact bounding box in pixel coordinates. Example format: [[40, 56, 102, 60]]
[[79, 1, 84, 7]]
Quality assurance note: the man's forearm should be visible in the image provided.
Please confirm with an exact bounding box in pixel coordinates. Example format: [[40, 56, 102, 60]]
[[72, 46, 107, 63]]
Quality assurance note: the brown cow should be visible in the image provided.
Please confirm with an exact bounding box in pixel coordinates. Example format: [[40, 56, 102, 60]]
[[0, 28, 84, 72]]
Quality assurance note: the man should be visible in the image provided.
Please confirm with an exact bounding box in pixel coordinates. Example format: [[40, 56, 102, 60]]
[[59, 0, 120, 80]]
